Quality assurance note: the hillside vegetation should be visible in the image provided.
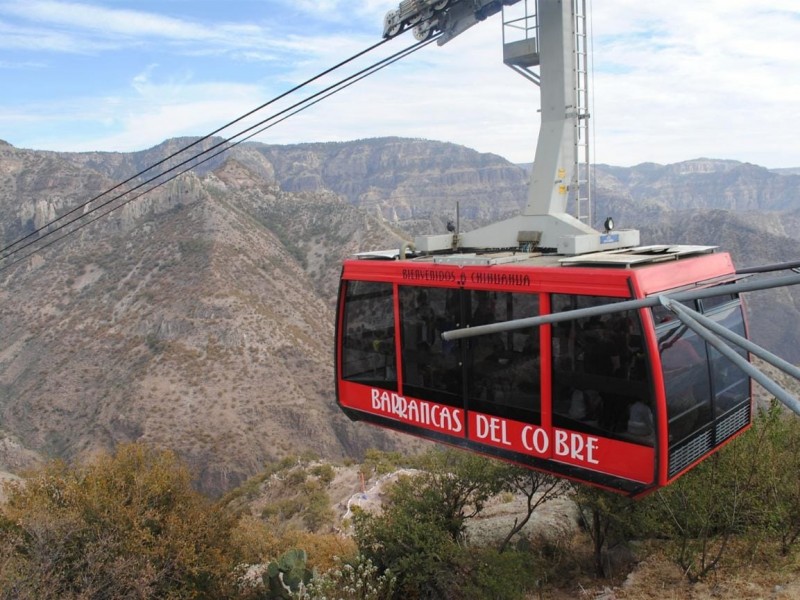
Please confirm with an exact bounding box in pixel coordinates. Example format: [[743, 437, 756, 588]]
[[1, 406, 799, 598]]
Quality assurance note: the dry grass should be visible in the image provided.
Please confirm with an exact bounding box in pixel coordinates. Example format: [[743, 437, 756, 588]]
[[534, 539, 800, 600]]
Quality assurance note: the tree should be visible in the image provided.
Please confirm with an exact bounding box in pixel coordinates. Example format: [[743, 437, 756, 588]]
[[750, 403, 800, 555], [0, 443, 239, 599], [643, 416, 768, 582], [351, 478, 457, 599], [407, 448, 509, 542], [495, 467, 564, 553], [570, 483, 642, 578]]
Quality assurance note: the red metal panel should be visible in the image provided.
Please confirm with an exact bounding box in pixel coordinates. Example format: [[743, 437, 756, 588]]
[[468, 412, 550, 459], [514, 264, 633, 297], [342, 260, 463, 287], [392, 283, 403, 392], [630, 252, 738, 486], [632, 253, 735, 295], [335, 282, 346, 381], [343, 253, 735, 300], [342, 259, 635, 297], [540, 293, 553, 431], [638, 305, 670, 486], [550, 428, 655, 484]]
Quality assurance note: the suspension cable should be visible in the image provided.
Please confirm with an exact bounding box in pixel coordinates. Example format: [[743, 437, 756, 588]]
[[0, 35, 440, 272], [0, 36, 394, 262]]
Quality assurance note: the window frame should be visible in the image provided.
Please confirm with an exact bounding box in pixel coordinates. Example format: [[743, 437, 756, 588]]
[[340, 280, 398, 391]]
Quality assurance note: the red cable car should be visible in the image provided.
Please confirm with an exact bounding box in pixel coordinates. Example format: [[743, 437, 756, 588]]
[[332, 0, 781, 496], [335, 247, 751, 496]]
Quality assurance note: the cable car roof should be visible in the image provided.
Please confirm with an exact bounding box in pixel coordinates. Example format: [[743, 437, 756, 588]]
[[354, 244, 719, 270], [558, 245, 718, 267]]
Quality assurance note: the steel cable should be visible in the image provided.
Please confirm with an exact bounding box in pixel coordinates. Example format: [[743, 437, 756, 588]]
[[0, 36, 396, 262], [0, 35, 440, 272]]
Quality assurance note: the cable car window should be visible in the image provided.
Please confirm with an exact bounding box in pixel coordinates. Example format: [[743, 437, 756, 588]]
[[341, 281, 397, 390], [659, 324, 712, 445], [399, 286, 462, 407], [705, 301, 749, 416], [551, 295, 652, 445], [652, 299, 698, 328], [467, 291, 540, 424], [700, 292, 737, 312]]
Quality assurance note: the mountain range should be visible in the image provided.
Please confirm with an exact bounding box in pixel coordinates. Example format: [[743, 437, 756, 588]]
[[1, 136, 799, 494]]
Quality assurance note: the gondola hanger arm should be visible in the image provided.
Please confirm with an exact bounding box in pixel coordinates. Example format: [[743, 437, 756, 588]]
[[383, 0, 522, 43]]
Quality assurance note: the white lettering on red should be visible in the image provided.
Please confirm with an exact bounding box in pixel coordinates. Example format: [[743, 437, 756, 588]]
[[521, 425, 549, 454], [585, 436, 599, 464], [475, 414, 511, 446], [554, 430, 599, 465], [369, 388, 463, 434]]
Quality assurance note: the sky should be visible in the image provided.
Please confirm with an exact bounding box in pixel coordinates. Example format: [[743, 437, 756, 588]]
[[0, 0, 798, 168]]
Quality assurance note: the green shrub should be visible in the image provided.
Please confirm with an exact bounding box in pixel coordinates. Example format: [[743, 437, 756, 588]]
[[432, 546, 540, 600], [634, 404, 799, 581], [352, 448, 542, 599], [360, 449, 407, 476], [261, 548, 312, 599], [302, 481, 333, 531], [309, 464, 335, 485]]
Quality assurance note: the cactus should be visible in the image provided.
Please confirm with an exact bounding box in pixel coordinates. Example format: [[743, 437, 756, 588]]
[[262, 548, 313, 599]]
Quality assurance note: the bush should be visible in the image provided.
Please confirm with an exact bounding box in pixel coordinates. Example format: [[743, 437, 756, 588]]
[[360, 449, 407, 477], [0, 443, 239, 599], [300, 554, 395, 600], [309, 464, 335, 486], [429, 546, 540, 600], [748, 403, 800, 554], [635, 404, 795, 581], [352, 448, 542, 599]]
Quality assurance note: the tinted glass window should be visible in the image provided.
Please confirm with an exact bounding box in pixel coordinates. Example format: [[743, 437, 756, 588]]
[[652, 299, 697, 328], [551, 295, 652, 445], [654, 291, 749, 446], [659, 324, 712, 445], [701, 293, 736, 313], [467, 291, 540, 424], [341, 281, 397, 390], [706, 302, 749, 415], [399, 286, 462, 406]]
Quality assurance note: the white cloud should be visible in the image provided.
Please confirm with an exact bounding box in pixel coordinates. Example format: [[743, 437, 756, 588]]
[[0, 18, 99, 52], [277, 0, 388, 24], [585, 2, 800, 166], [0, 0, 289, 56], [0, 58, 46, 69], [0, 1, 797, 167], [2, 0, 210, 40]]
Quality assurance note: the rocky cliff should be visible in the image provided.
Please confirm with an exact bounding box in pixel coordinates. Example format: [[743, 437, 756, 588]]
[[0, 141, 416, 494], [253, 137, 529, 236]]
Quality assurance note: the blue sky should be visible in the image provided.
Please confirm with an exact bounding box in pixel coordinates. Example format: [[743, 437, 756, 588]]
[[1, 0, 798, 167]]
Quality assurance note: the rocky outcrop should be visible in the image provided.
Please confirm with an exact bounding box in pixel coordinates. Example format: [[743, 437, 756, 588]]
[[253, 138, 529, 235], [595, 159, 800, 214]]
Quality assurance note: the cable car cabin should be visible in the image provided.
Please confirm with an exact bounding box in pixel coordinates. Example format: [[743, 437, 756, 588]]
[[335, 246, 752, 497]]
